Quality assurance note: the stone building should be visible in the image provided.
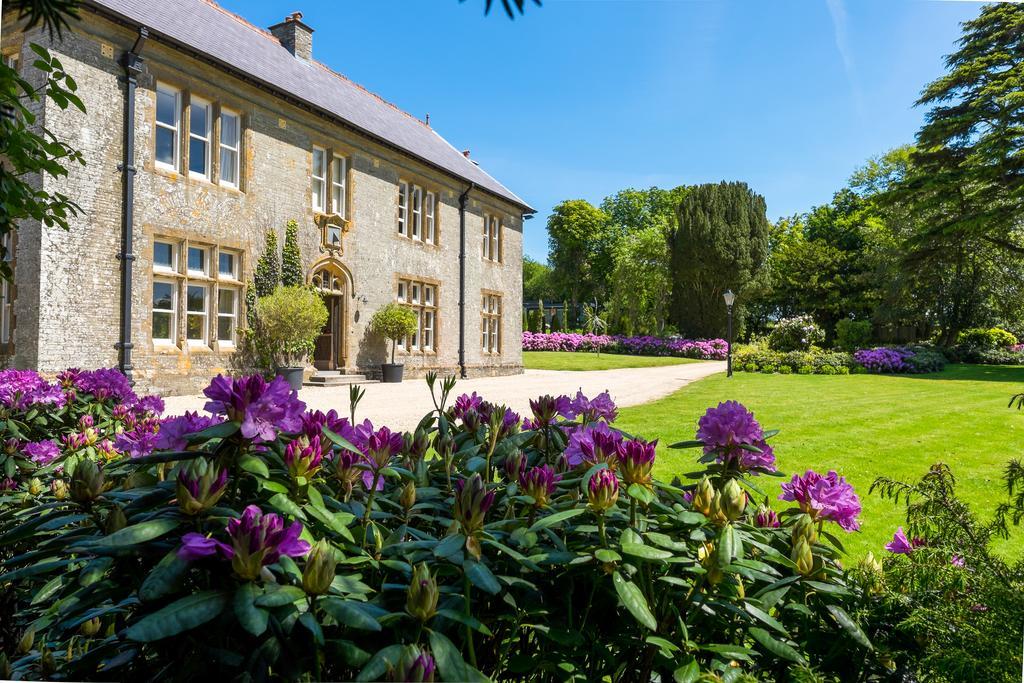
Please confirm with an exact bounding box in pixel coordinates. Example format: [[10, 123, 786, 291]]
[[1, 0, 532, 395]]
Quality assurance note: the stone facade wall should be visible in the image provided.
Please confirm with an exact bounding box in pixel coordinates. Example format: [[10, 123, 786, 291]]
[[1, 9, 525, 395]]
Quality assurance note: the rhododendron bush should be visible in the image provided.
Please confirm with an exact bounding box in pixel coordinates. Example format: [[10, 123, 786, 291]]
[[0, 369, 890, 681], [522, 331, 728, 360]]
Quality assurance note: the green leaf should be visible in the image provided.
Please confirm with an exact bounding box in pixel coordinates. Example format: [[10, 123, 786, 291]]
[[324, 427, 363, 455], [743, 602, 787, 635], [91, 518, 180, 549], [299, 611, 324, 645], [436, 608, 494, 636], [594, 548, 621, 563], [238, 455, 269, 478], [627, 482, 655, 505], [268, 493, 307, 520], [186, 420, 240, 441], [254, 585, 305, 607], [612, 571, 657, 630], [356, 644, 406, 682], [234, 583, 269, 636], [30, 575, 63, 605], [621, 543, 672, 561], [464, 559, 501, 595], [434, 533, 465, 559], [321, 598, 382, 632], [673, 658, 700, 683], [125, 591, 228, 642], [429, 630, 488, 682], [528, 507, 586, 532], [749, 627, 806, 665], [668, 439, 704, 449], [826, 604, 873, 650], [717, 523, 741, 567], [139, 551, 189, 602]]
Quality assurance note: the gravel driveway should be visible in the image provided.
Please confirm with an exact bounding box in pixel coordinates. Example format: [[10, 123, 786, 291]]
[[161, 362, 725, 429]]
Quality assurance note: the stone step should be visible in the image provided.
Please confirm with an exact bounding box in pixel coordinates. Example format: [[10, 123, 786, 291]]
[[304, 373, 376, 387]]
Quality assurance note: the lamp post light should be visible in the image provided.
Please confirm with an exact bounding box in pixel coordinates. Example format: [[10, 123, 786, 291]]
[[723, 289, 736, 377]]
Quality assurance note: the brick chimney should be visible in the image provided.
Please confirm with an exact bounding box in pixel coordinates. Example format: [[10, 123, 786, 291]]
[[269, 12, 314, 61]]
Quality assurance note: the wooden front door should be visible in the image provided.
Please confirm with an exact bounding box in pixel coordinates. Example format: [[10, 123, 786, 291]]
[[313, 294, 344, 370]]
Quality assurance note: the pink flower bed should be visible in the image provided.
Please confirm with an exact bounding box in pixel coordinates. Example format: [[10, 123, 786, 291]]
[[522, 332, 728, 360]]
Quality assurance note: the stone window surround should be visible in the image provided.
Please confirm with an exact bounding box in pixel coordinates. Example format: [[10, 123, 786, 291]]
[[149, 76, 246, 193], [396, 174, 440, 248], [481, 289, 502, 355], [308, 140, 354, 244], [147, 231, 246, 355], [394, 273, 440, 355], [482, 213, 503, 263], [0, 230, 18, 357]]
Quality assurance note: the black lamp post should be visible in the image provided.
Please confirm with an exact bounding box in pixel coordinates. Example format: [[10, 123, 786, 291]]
[[723, 289, 735, 377]]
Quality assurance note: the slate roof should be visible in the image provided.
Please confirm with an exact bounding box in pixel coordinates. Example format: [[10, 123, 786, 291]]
[[84, 0, 532, 211]]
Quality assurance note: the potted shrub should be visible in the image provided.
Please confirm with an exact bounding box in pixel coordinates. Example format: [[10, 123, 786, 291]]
[[371, 302, 418, 383], [254, 285, 329, 390]]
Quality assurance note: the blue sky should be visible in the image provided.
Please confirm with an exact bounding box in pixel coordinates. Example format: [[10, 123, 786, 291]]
[[222, 0, 980, 261]]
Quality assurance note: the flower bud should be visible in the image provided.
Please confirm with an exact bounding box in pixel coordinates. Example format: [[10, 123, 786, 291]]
[[503, 450, 527, 483], [618, 438, 657, 489], [70, 459, 105, 504], [79, 415, 95, 430], [692, 476, 714, 516], [791, 513, 818, 546], [708, 491, 728, 526], [698, 542, 722, 585], [104, 506, 127, 534], [520, 465, 560, 508], [391, 645, 436, 683], [50, 479, 69, 501], [861, 551, 883, 576], [80, 616, 101, 637], [587, 469, 619, 513], [404, 430, 430, 467], [754, 504, 780, 528], [177, 458, 229, 515], [40, 647, 55, 675], [453, 474, 495, 553], [302, 539, 338, 596], [721, 479, 746, 521], [792, 537, 814, 576], [284, 435, 325, 480], [0, 651, 11, 680], [406, 562, 439, 622], [27, 478, 43, 496], [17, 628, 34, 654], [461, 408, 481, 433], [400, 481, 417, 512]]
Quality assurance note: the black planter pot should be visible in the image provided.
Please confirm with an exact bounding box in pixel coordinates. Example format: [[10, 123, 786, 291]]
[[276, 367, 305, 392], [381, 363, 404, 383]]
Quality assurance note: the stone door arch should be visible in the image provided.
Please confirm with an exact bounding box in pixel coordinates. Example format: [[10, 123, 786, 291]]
[[309, 259, 352, 370]]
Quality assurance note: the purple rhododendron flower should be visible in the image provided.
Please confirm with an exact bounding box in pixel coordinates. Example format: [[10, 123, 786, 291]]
[[156, 412, 224, 451], [885, 527, 913, 554], [755, 506, 781, 528], [75, 368, 137, 403], [301, 409, 354, 444], [179, 505, 310, 580], [564, 421, 624, 468], [521, 332, 728, 360], [854, 347, 914, 373], [452, 392, 483, 419], [24, 440, 60, 465], [203, 374, 306, 443], [114, 424, 160, 458], [366, 425, 404, 470], [570, 390, 617, 423], [696, 401, 776, 473], [0, 370, 66, 410], [528, 394, 574, 425], [779, 470, 862, 531], [133, 394, 166, 416], [519, 464, 560, 506]]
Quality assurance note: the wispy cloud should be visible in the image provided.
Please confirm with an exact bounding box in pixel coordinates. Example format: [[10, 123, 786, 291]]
[[825, 0, 866, 120]]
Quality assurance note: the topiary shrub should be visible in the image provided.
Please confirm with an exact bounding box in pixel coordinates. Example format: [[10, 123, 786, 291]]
[[768, 315, 825, 351], [254, 285, 328, 368], [798, 365, 815, 375], [835, 319, 873, 351], [280, 219, 304, 288], [779, 365, 793, 374], [956, 327, 1018, 349], [370, 302, 418, 364]]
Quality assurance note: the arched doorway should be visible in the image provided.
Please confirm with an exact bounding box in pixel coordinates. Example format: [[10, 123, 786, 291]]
[[310, 261, 350, 370]]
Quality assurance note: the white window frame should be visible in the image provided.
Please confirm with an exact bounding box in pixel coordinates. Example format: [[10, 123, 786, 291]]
[[219, 108, 240, 188], [425, 191, 436, 244], [152, 278, 177, 345], [312, 146, 326, 211], [482, 216, 501, 262], [187, 245, 208, 277], [482, 215, 490, 259], [482, 293, 501, 353], [217, 249, 238, 280], [411, 185, 422, 240], [398, 182, 408, 236], [185, 283, 209, 346], [217, 287, 238, 346], [155, 83, 180, 171], [188, 95, 211, 180], [331, 155, 347, 218], [0, 232, 13, 345], [153, 240, 177, 274], [396, 281, 407, 349]]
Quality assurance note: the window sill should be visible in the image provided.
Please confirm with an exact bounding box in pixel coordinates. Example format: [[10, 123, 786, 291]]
[[395, 234, 440, 249], [152, 342, 182, 354]]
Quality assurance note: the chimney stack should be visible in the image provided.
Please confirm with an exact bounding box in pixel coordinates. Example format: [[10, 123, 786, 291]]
[[269, 12, 314, 61], [462, 150, 471, 158]]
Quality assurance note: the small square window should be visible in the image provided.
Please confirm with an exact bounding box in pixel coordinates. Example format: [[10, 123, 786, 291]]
[[326, 224, 342, 248], [154, 241, 175, 271], [218, 251, 236, 279], [187, 246, 207, 275]]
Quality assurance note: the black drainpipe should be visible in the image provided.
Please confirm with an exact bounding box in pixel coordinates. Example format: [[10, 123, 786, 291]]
[[116, 28, 148, 384], [458, 183, 475, 379]]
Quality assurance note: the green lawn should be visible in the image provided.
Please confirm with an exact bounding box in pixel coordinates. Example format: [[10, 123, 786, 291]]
[[523, 351, 701, 371], [614, 364, 1024, 561]]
